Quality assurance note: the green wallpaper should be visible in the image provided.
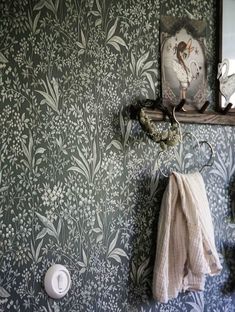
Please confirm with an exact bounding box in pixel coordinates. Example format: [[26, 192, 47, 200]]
[[0, 0, 234, 311]]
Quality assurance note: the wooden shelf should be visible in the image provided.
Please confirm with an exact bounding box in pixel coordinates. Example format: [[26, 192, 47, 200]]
[[144, 108, 235, 126]]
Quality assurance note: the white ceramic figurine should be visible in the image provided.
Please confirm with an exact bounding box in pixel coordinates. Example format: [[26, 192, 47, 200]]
[[217, 58, 235, 106]]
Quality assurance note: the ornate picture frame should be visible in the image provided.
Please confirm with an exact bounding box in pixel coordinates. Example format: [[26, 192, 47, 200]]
[[160, 16, 207, 111]]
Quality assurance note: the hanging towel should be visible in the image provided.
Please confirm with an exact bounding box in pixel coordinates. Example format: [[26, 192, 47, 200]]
[[152, 171, 222, 303]]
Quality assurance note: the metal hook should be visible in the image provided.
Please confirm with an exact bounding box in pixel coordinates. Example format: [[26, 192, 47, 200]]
[[155, 107, 214, 176], [156, 148, 176, 178], [181, 131, 200, 149], [155, 107, 182, 177], [198, 140, 214, 171], [172, 106, 179, 125], [156, 132, 214, 177], [181, 132, 214, 171], [172, 106, 183, 143]]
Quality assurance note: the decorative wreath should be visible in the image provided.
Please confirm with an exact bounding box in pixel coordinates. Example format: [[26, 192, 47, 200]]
[[138, 108, 181, 150]]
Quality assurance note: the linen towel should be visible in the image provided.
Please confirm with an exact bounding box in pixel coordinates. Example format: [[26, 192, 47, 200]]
[[152, 171, 222, 303]]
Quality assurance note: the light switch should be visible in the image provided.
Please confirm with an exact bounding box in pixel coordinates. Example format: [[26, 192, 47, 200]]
[[44, 264, 71, 299]]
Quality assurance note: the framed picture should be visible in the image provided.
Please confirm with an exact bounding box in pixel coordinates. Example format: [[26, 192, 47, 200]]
[[160, 16, 207, 110]]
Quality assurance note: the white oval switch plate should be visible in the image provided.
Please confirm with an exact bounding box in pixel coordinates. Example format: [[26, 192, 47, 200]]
[[44, 264, 71, 299]]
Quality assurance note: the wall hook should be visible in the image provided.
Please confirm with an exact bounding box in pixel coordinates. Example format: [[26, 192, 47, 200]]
[[199, 101, 210, 114], [222, 103, 233, 115], [175, 99, 186, 112]]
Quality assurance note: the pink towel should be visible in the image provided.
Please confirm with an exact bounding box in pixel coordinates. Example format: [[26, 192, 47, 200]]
[[152, 171, 222, 303]]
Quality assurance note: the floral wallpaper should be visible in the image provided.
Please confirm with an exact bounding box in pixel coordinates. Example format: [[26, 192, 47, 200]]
[[0, 0, 235, 311]]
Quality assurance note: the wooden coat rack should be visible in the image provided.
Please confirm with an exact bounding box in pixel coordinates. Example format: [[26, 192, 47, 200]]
[[130, 99, 235, 126]]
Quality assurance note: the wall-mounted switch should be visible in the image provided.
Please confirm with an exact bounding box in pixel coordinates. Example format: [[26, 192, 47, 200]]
[[44, 264, 71, 299]]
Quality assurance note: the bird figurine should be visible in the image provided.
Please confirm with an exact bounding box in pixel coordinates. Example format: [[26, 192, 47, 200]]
[[217, 58, 235, 106]]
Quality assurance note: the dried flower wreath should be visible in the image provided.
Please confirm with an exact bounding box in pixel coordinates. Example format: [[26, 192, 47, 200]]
[[139, 108, 181, 150]]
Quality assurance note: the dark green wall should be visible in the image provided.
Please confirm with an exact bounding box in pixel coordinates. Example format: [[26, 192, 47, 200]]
[[0, 0, 234, 311]]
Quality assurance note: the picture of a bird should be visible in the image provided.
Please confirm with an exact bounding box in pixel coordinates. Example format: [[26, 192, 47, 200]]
[[217, 58, 235, 106], [173, 38, 200, 100]]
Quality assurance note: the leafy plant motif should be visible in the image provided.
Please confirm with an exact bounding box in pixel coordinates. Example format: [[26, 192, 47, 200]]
[[36, 212, 61, 243], [210, 146, 235, 182], [29, 240, 43, 263], [187, 292, 204, 311], [33, 0, 59, 18], [36, 77, 60, 114], [90, 0, 102, 27], [149, 160, 160, 199], [0, 52, 8, 66], [0, 170, 8, 194], [42, 301, 60, 312], [173, 143, 195, 173], [0, 287, 10, 298], [91, 213, 103, 243], [107, 110, 132, 151], [56, 136, 68, 155], [130, 258, 151, 285], [0, 52, 7, 85], [75, 30, 87, 56], [77, 249, 88, 274], [21, 131, 45, 170], [130, 51, 157, 95], [106, 18, 127, 52], [107, 231, 128, 263], [68, 139, 101, 183], [26, 11, 41, 34]]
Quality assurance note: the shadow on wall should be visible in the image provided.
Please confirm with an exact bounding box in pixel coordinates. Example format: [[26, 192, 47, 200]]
[[126, 172, 168, 308], [229, 177, 235, 221], [221, 177, 235, 295], [222, 243, 235, 295]]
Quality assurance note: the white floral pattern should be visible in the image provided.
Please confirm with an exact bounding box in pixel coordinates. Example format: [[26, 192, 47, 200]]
[[0, 0, 234, 311]]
